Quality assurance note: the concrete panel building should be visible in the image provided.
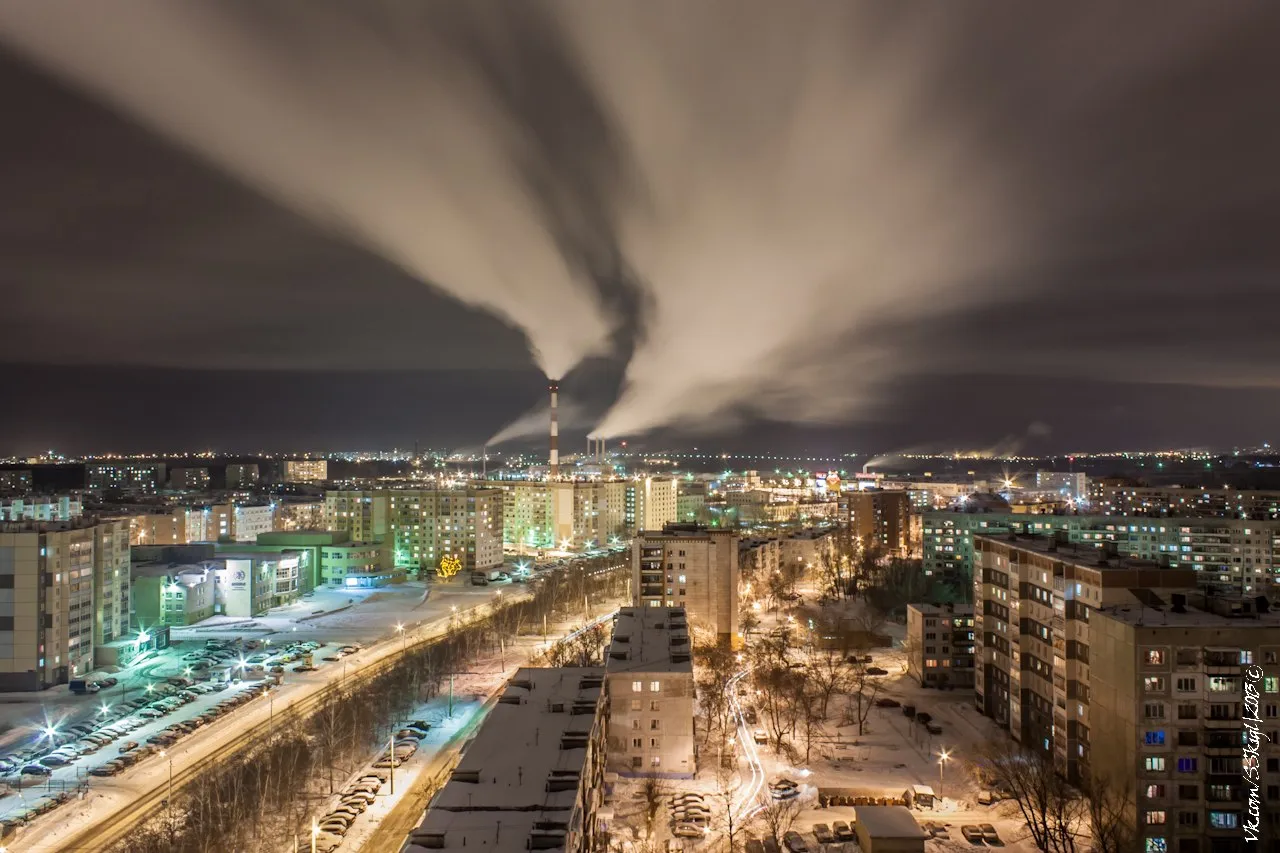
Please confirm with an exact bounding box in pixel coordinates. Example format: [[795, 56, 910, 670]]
[[283, 459, 328, 483], [168, 467, 210, 491], [86, 462, 166, 494], [405, 667, 609, 853], [905, 603, 975, 688], [92, 518, 130, 648], [839, 490, 912, 556], [626, 478, 678, 535], [232, 504, 274, 543], [132, 564, 217, 627], [634, 524, 739, 643], [224, 463, 260, 488], [0, 496, 83, 522], [605, 607, 696, 777], [273, 499, 325, 532], [0, 520, 100, 690]]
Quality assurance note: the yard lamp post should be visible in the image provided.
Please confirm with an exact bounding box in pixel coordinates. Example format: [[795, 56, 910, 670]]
[[311, 818, 319, 853], [160, 749, 175, 845], [937, 748, 951, 802], [396, 622, 406, 654]]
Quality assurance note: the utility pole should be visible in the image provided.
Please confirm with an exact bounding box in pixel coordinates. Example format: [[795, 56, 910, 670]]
[[389, 733, 396, 796]]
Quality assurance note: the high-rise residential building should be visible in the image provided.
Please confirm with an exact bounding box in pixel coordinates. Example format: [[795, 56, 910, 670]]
[[168, 467, 210, 491], [0, 520, 107, 690], [326, 489, 502, 573], [605, 607, 696, 777], [626, 478, 678, 535], [1094, 485, 1280, 520], [633, 524, 739, 643], [232, 504, 274, 543], [487, 481, 573, 550], [0, 495, 83, 522], [571, 480, 627, 547], [838, 490, 912, 556], [274, 499, 325, 532], [1090, 590, 1280, 853], [677, 481, 707, 523], [224, 463, 260, 488], [86, 462, 166, 493], [92, 518, 130, 648], [283, 459, 328, 483], [406, 667, 609, 853], [924, 510, 1280, 595], [905, 603, 975, 688], [324, 491, 390, 543], [972, 534, 1201, 784], [1034, 471, 1088, 502], [739, 536, 781, 578]]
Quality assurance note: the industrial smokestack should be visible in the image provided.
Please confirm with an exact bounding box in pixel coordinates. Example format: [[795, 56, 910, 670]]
[[549, 381, 560, 478]]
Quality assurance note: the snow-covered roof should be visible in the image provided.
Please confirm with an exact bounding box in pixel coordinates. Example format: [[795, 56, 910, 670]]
[[606, 608, 692, 674], [853, 805, 927, 839], [408, 667, 605, 853]]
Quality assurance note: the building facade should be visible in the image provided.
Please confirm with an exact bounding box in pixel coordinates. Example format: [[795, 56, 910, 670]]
[[1094, 485, 1280, 521], [925, 510, 1280, 596], [1, 496, 83, 522], [86, 463, 166, 493], [224, 463, 260, 488], [273, 499, 325, 532], [838, 490, 912, 556], [634, 524, 739, 643], [0, 520, 105, 690], [572, 480, 627, 547], [92, 518, 130, 648], [626, 478, 679, 535], [283, 460, 328, 483], [905, 603, 975, 688], [605, 607, 696, 777], [132, 565, 217, 627], [168, 467, 210, 491], [232, 504, 274, 543]]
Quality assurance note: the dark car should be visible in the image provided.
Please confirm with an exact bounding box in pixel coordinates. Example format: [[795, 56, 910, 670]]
[[961, 825, 984, 844], [980, 824, 1002, 845], [902, 704, 916, 718], [926, 722, 943, 735], [812, 824, 835, 844], [783, 831, 807, 853], [865, 666, 889, 676], [763, 838, 782, 853], [831, 822, 854, 842], [915, 712, 933, 724], [874, 697, 900, 708]]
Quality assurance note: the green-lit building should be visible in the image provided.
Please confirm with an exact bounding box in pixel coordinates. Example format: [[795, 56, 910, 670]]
[[247, 531, 398, 589], [923, 509, 1280, 596]]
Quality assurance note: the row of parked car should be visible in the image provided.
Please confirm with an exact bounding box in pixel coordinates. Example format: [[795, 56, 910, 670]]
[[303, 720, 430, 851], [669, 792, 710, 838], [300, 771, 388, 853], [0, 790, 74, 836], [372, 721, 430, 769]]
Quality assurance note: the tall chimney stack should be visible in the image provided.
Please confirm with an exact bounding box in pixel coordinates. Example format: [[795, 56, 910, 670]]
[[548, 381, 560, 478]]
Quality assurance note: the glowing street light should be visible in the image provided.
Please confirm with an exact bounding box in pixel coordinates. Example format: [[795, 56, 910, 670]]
[[99, 703, 111, 717], [42, 725, 58, 741], [937, 748, 951, 801], [396, 622, 407, 653]]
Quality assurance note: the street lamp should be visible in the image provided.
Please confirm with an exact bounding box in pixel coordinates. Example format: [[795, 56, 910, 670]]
[[311, 818, 319, 853], [159, 749, 175, 843], [396, 622, 406, 654], [937, 748, 951, 802]]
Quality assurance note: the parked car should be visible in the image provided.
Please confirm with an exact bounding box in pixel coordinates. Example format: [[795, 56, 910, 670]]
[[746, 840, 766, 853], [874, 697, 900, 708], [753, 729, 769, 745], [672, 824, 705, 839], [979, 824, 1001, 845], [783, 831, 807, 853], [22, 764, 52, 776], [925, 723, 943, 735], [119, 741, 139, 754], [865, 666, 889, 676], [961, 825, 984, 844], [763, 838, 782, 853], [831, 822, 854, 842], [812, 824, 834, 844]]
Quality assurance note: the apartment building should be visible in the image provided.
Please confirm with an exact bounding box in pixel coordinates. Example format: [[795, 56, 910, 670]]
[[273, 499, 324, 532], [1034, 471, 1089, 502], [85, 462, 166, 493], [0, 520, 102, 690], [232, 504, 274, 543], [677, 481, 708, 523], [488, 480, 574, 550], [925, 510, 1280, 595], [571, 480, 627, 547], [1089, 590, 1280, 853], [740, 536, 781, 579], [634, 524, 739, 643], [972, 534, 1201, 785], [326, 489, 502, 573], [324, 491, 390, 542], [905, 603, 975, 688], [1095, 485, 1280, 521], [838, 490, 912, 556], [283, 459, 328, 483], [168, 467, 210, 490], [0, 496, 83, 522], [0, 470, 33, 493], [606, 607, 696, 777], [224, 463, 260, 488], [781, 529, 834, 572], [626, 478, 679, 535], [405, 667, 609, 853], [92, 518, 130, 647], [186, 504, 234, 542]]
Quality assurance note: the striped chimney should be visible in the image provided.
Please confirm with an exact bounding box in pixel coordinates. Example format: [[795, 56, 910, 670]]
[[548, 380, 560, 478]]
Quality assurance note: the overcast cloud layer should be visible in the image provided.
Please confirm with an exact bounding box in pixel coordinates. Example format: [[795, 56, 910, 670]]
[[2, 2, 1279, 447]]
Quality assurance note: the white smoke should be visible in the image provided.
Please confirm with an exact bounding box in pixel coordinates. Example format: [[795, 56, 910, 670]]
[[0, 2, 613, 379], [487, 397, 591, 447]]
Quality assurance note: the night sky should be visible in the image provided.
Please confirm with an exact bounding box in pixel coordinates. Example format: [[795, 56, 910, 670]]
[[2, 3, 1280, 456]]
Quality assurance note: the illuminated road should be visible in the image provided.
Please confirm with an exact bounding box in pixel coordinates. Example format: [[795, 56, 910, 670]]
[[13, 594, 521, 853], [727, 668, 767, 823]]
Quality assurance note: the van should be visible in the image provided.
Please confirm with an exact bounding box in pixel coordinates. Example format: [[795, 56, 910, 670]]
[[470, 572, 489, 586], [69, 679, 99, 695]]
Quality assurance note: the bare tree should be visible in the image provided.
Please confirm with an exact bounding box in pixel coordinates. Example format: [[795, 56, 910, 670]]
[[640, 776, 671, 842], [842, 661, 883, 736], [804, 647, 852, 718], [752, 794, 803, 848], [712, 762, 748, 853], [1087, 771, 1141, 853], [794, 686, 825, 765], [975, 738, 1085, 853]]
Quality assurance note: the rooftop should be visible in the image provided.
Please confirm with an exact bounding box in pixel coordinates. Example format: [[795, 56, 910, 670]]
[[852, 805, 927, 839], [975, 533, 1184, 573], [907, 602, 974, 617], [606, 608, 692, 673], [131, 561, 219, 580], [1096, 589, 1280, 628], [409, 667, 605, 853]]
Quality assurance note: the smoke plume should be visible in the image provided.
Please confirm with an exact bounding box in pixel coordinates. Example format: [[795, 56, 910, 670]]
[[0, 1, 623, 379], [487, 397, 591, 447]]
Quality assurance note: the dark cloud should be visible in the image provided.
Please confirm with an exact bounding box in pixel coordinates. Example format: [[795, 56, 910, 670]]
[[2, 3, 1279, 452]]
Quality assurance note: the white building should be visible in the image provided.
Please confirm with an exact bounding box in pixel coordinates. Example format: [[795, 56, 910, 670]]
[[232, 504, 274, 543], [606, 607, 696, 778], [626, 478, 678, 534], [283, 459, 328, 483]]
